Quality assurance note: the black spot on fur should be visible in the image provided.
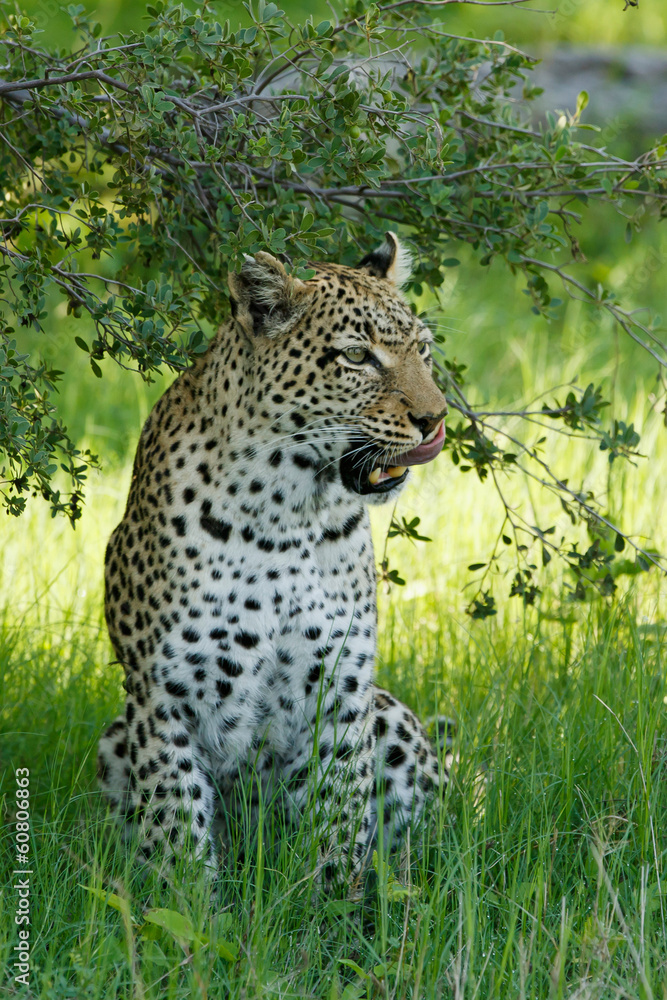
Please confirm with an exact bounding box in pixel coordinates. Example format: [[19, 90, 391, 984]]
[[166, 681, 188, 698], [374, 715, 388, 738], [197, 463, 212, 484], [171, 515, 186, 537], [385, 744, 407, 769], [234, 631, 259, 649], [217, 657, 243, 676], [200, 515, 232, 542]]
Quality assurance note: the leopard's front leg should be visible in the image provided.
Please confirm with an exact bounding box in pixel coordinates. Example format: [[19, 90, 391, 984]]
[[371, 687, 453, 849], [98, 690, 218, 873], [283, 698, 375, 888]]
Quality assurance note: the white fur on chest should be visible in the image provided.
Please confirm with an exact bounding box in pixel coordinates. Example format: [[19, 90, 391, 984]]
[[156, 454, 377, 763]]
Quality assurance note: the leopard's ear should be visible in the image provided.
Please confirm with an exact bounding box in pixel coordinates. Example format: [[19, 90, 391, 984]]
[[228, 252, 309, 339], [357, 232, 413, 288]]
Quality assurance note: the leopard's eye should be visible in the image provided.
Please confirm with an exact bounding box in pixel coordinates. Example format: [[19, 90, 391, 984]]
[[342, 347, 369, 365], [418, 342, 431, 357]]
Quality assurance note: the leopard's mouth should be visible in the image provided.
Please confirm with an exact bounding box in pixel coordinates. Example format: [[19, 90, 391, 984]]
[[339, 421, 445, 496]]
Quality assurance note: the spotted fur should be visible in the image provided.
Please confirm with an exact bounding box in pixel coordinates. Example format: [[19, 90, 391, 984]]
[[98, 234, 450, 884]]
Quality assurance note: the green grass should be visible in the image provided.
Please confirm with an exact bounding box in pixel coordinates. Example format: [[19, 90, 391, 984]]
[[2, 212, 667, 996], [2, 557, 666, 997]]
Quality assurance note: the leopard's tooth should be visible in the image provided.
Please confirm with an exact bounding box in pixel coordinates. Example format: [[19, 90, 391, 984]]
[[368, 468, 382, 485], [387, 465, 407, 478]]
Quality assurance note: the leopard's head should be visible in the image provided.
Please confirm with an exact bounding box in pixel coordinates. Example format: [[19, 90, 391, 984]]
[[227, 233, 448, 500]]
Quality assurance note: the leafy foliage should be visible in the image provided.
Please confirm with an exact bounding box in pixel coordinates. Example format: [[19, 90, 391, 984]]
[[82, 887, 239, 962], [0, 0, 665, 602]]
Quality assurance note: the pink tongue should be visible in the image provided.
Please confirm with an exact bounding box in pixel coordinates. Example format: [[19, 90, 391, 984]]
[[393, 421, 446, 467]]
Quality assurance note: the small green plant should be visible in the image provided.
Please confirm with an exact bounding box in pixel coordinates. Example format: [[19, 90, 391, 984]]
[[82, 887, 238, 960]]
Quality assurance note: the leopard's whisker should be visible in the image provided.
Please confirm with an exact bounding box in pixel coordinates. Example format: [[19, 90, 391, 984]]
[[315, 440, 374, 478], [249, 418, 368, 457]]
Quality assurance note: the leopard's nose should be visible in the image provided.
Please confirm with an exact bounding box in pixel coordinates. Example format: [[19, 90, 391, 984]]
[[407, 407, 447, 439]]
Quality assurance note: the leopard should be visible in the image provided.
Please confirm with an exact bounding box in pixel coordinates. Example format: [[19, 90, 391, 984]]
[[97, 232, 453, 887]]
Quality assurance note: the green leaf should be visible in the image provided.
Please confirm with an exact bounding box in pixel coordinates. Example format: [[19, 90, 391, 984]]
[[261, 2, 281, 21], [80, 885, 134, 924], [143, 908, 199, 943], [214, 939, 238, 961], [373, 961, 399, 978], [338, 959, 371, 981]]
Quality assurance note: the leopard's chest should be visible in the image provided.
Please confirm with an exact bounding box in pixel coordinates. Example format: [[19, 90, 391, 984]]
[[106, 474, 378, 761]]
